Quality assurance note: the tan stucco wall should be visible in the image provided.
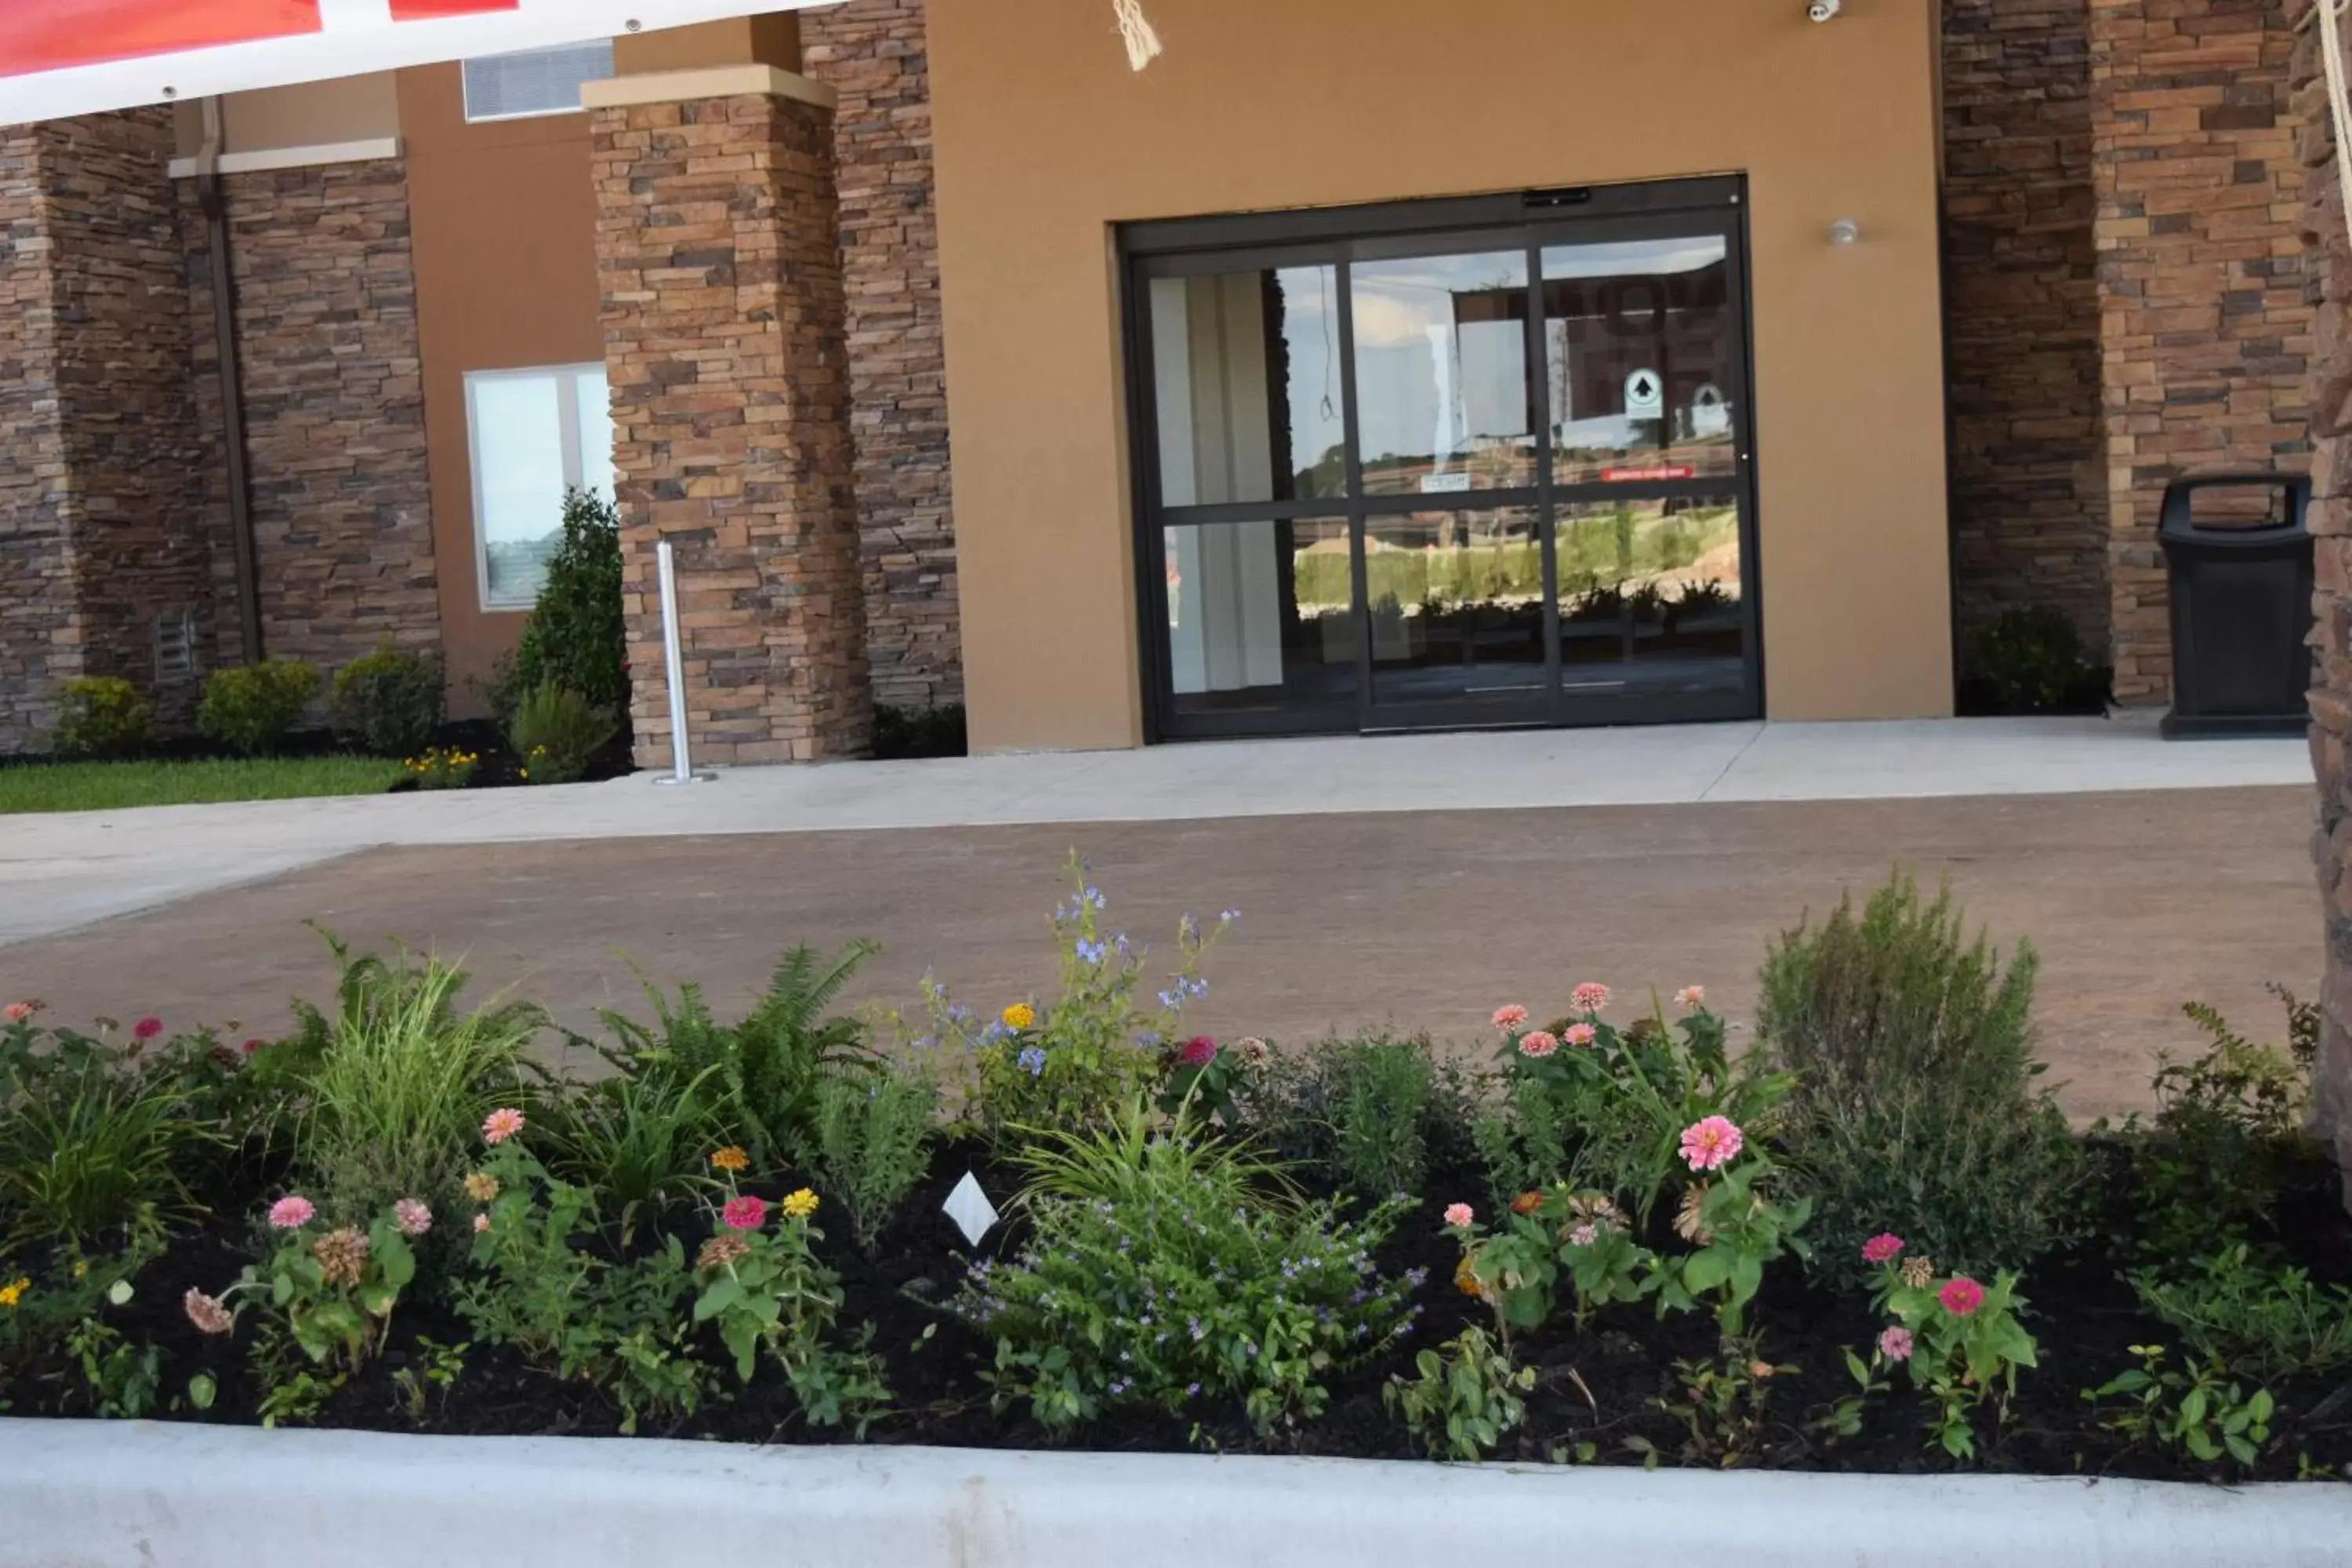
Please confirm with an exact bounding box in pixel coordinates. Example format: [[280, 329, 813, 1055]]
[[172, 73, 401, 157], [926, 0, 1955, 750], [397, 64, 604, 710]]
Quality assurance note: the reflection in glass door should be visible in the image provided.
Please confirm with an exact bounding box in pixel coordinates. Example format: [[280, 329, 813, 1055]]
[[1127, 180, 1759, 741]]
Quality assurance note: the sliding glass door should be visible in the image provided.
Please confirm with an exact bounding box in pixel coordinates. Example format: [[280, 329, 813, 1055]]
[[1127, 180, 1759, 741]]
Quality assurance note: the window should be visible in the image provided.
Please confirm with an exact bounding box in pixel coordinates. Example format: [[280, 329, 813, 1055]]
[[461, 39, 615, 122], [465, 365, 615, 611]]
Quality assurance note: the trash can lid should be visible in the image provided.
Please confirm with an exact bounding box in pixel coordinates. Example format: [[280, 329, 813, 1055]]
[[2158, 470, 2310, 546]]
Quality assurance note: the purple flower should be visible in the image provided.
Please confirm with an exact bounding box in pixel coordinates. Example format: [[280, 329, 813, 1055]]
[[1017, 1046, 1047, 1077], [1076, 938, 1109, 964]]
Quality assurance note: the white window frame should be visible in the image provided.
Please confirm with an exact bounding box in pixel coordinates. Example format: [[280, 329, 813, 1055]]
[[464, 363, 610, 614], [459, 39, 615, 125]]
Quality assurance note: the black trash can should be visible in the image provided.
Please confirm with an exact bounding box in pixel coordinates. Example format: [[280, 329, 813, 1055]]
[[2158, 471, 2314, 739]]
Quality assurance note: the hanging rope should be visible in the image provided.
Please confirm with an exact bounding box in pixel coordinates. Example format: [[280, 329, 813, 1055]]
[[1112, 0, 1163, 71], [2321, 0, 2352, 253]]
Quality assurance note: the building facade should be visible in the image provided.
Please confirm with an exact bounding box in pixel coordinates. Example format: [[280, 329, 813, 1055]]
[[0, 0, 2310, 762]]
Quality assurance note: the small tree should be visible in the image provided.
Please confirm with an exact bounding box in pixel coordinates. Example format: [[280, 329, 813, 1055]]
[[509, 489, 626, 720]]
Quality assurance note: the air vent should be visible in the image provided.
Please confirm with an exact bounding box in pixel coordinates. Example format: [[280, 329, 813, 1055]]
[[154, 608, 197, 687], [461, 40, 615, 123]]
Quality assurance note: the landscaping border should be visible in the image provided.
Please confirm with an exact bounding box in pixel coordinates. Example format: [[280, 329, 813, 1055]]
[[2, 1421, 2344, 1568]]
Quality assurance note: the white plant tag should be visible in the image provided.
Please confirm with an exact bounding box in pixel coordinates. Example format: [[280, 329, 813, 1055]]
[[942, 1170, 1000, 1247]]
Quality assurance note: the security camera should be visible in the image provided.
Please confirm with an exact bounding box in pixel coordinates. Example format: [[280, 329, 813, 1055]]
[[1808, 0, 1842, 20]]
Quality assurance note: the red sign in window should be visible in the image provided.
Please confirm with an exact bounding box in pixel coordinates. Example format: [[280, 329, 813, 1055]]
[[1599, 464, 1699, 484], [0, 0, 519, 78]]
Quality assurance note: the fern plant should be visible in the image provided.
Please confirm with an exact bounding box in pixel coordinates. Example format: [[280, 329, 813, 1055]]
[[599, 942, 882, 1168]]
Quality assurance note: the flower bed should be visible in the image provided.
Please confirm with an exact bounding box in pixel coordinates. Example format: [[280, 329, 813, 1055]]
[[0, 868, 2346, 1490]]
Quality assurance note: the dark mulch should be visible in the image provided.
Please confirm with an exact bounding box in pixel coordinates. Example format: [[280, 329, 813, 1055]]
[[10, 1138, 2351, 1483]]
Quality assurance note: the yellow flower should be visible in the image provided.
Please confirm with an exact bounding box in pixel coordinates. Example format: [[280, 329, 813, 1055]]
[[710, 1145, 750, 1174], [0, 1276, 29, 1310], [782, 1189, 819, 1220], [1000, 1003, 1036, 1031], [463, 1171, 501, 1203]]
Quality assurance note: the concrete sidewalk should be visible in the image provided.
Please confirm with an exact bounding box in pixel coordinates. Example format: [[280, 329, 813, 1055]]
[[0, 716, 2312, 946]]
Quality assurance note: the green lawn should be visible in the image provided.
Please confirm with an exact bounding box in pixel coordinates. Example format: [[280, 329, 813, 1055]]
[[0, 756, 407, 815]]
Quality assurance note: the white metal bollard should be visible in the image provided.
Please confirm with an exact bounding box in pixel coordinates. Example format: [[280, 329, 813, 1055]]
[[654, 538, 713, 786]]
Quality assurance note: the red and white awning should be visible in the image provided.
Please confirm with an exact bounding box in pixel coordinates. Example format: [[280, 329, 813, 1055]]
[[0, 0, 833, 125]]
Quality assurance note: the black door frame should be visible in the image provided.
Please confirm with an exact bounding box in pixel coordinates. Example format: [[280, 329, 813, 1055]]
[[1123, 177, 1763, 744]]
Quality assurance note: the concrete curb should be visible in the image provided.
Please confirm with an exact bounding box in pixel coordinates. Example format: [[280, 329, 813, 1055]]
[[2, 1420, 2347, 1568]]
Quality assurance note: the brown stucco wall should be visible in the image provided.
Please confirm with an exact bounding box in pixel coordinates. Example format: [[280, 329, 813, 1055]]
[[924, 0, 1955, 752], [397, 64, 604, 710]]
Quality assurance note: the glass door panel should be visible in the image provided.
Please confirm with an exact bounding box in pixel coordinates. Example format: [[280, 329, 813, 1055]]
[[1556, 495, 1748, 704], [1542, 236, 1737, 485], [1163, 518, 1358, 723], [1349, 249, 1536, 496], [1367, 506, 1548, 710], [1148, 264, 1350, 506]]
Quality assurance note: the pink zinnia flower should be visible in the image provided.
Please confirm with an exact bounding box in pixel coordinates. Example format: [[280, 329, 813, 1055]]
[[1563, 1022, 1598, 1048], [132, 1016, 163, 1040], [1862, 1233, 1906, 1265], [393, 1199, 433, 1239], [2, 1000, 35, 1024], [1571, 982, 1610, 1013], [1443, 1203, 1475, 1229], [1939, 1276, 1986, 1317], [183, 1289, 234, 1337], [474, 1213, 492, 1234], [1678, 1116, 1744, 1172], [1179, 1036, 1218, 1068], [1568, 1222, 1599, 1247], [1673, 985, 1705, 1010], [721, 1195, 768, 1232], [267, 1195, 316, 1230], [241, 1037, 266, 1056], [481, 1107, 526, 1146], [1517, 1030, 1559, 1059], [1877, 1326, 1914, 1363], [1491, 1004, 1530, 1032]]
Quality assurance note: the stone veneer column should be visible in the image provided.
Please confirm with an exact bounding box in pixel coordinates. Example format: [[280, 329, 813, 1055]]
[[0, 109, 209, 753], [181, 160, 440, 673], [802, 0, 961, 713], [590, 68, 872, 767], [1941, 0, 2108, 661], [2293, 0, 2352, 1191], [2089, 0, 2310, 706]]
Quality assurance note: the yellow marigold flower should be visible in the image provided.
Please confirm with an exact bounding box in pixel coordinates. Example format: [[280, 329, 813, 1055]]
[[1454, 1253, 1487, 1301], [0, 1276, 29, 1310], [710, 1145, 750, 1174], [782, 1188, 819, 1220], [1000, 1003, 1036, 1031]]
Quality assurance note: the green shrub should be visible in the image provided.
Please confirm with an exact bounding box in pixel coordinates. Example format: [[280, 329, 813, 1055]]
[[541, 1068, 722, 1229], [510, 490, 627, 717], [197, 661, 318, 756], [289, 932, 545, 1220], [953, 1100, 1415, 1434], [1759, 870, 2080, 1286], [0, 1022, 221, 1249], [808, 1059, 938, 1254], [1239, 1033, 1470, 1200], [509, 681, 616, 785], [600, 942, 880, 1170], [2119, 989, 2318, 1261], [52, 677, 151, 760], [330, 644, 445, 757], [2129, 1244, 2352, 1385], [1385, 1325, 1535, 1461], [1971, 607, 2108, 715]]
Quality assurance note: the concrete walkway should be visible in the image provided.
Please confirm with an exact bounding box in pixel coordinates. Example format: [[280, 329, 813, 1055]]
[[0, 716, 2312, 945]]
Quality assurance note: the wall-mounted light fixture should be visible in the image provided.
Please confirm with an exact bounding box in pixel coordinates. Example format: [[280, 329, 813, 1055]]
[[1828, 219, 1860, 246], [1808, 0, 1843, 20]]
